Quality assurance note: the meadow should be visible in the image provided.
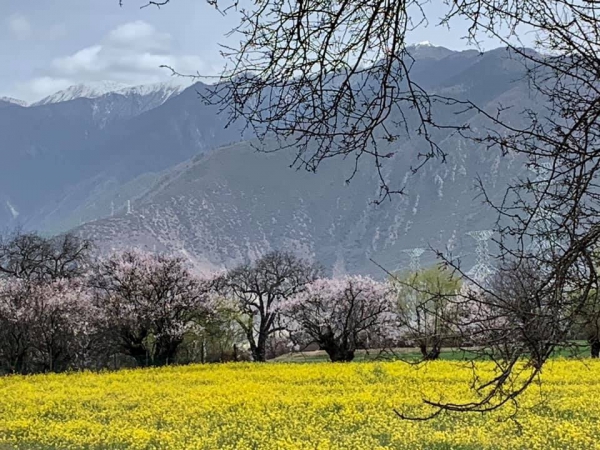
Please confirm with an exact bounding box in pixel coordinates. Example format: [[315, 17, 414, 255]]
[[0, 360, 599, 449]]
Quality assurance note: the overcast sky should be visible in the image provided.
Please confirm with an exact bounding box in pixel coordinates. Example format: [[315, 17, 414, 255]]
[[1, 0, 526, 103]]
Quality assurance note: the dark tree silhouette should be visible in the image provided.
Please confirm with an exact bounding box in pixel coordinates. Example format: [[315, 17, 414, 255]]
[[215, 251, 320, 362], [0, 231, 92, 282]]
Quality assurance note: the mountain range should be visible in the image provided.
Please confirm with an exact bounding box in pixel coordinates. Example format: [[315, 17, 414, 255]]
[[1, 45, 532, 276]]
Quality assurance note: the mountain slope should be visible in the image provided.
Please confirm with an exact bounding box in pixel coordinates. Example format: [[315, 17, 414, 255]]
[[74, 48, 535, 276], [0, 82, 246, 232], [76, 117, 526, 277], [2, 46, 535, 277]]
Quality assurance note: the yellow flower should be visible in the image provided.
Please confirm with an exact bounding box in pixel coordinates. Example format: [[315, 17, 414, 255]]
[[0, 360, 598, 449]]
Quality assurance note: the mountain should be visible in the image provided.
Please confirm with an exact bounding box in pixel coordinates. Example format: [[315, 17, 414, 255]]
[[2, 46, 535, 275], [33, 81, 132, 105], [76, 123, 525, 277], [33, 81, 188, 106], [0, 81, 246, 232], [406, 42, 457, 61], [0, 97, 28, 107], [32, 81, 191, 129]]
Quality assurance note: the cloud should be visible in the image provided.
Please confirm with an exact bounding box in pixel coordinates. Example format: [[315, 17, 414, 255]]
[[18, 21, 205, 101], [17, 77, 72, 99], [106, 21, 172, 53], [7, 13, 32, 40]]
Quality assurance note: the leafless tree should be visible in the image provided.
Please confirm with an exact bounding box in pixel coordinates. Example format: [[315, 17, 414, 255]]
[[215, 251, 321, 362], [0, 230, 92, 282]]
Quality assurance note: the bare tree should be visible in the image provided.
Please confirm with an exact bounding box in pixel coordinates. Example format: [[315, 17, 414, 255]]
[[283, 276, 397, 362], [0, 230, 92, 282], [458, 261, 559, 367], [215, 251, 320, 362]]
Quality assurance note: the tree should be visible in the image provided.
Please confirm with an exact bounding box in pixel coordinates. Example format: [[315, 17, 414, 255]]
[[283, 276, 397, 362], [457, 260, 561, 368], [0, 277, 94, 374], [183, 295, 249, 363], [0, 230, 92, 282], [393, 266, 462, 360], [216, 251, 320, 362], [581, 300, 600, 359], [91, 250, 210, 367]]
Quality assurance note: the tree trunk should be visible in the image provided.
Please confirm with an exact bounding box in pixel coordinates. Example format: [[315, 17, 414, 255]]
[[324, 346, 355, 362], [250, 332, 268, 362], [419, 342, 441, 360], [153, 337, 182, 366], [591, 338, 600, 358], [122, 342, 148, 367], [251, 344, 267, 362], [320, 333, 355, 362]]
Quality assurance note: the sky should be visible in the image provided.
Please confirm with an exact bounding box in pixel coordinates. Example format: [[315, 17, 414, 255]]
[[0, 0, 525, 103]]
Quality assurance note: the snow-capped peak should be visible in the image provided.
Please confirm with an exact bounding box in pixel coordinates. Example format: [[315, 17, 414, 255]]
[[117, 81, 190, 98], [34, 81, 132, 106], [33, 80, 192, 106], [0, 96, 28, 107], [415, 40, 433, 47]]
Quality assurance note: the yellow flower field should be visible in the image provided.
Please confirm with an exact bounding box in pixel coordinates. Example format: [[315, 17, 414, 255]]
[[0, 360, 598, 449]]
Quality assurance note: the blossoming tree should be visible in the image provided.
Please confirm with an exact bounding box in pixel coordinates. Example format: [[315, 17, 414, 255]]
[[0, 277, 94, 373], [283, 276, 398, 362], [91, 250, 210, 367]]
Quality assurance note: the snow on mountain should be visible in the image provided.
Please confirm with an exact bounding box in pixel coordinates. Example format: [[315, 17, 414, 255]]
[[34, 81, 131, 105], [0, 97, 28, 107], [117, 81, 190, 99], [5, 200, 19, 219], [33, 80, 191, 106]]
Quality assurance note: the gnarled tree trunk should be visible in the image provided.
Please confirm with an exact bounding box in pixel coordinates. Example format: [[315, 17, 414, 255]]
[[590, 338, 600, 358]]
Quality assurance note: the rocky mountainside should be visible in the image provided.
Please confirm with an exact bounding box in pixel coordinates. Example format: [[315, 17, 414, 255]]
[[3, 45, 533, 275], [76, 125, 524, 277]]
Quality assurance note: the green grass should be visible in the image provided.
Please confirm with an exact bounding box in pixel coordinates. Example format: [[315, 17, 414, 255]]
[[272, 341, 592, 363]]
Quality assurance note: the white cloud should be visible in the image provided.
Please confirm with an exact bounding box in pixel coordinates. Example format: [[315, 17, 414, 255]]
[[106, 21, 172, 53], [7, 13, 32, 40], [18, 20, 205, 102], [16, 77, 73, 99]]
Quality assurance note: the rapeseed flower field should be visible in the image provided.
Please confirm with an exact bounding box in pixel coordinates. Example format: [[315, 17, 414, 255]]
[[0, 360, 598, 449]]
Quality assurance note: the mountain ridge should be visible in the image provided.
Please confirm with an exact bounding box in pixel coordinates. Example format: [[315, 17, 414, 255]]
[[2, 46, 532, 276]]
